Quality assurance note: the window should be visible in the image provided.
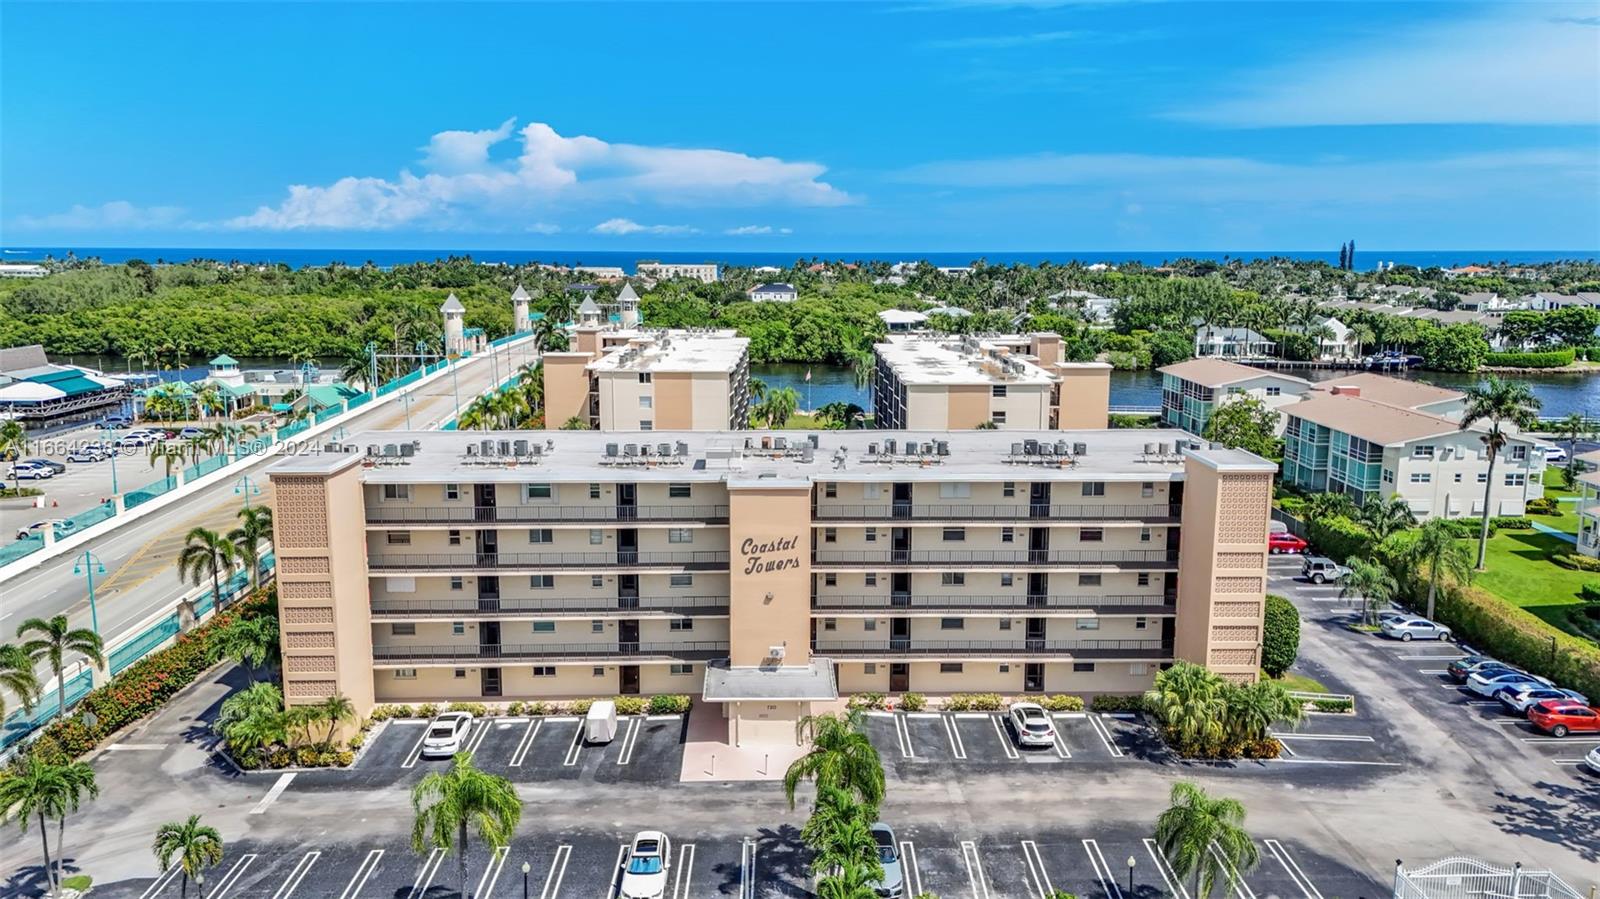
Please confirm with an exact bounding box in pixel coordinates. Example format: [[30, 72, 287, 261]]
[[638, 372, 652, 384], [640, 421, 653, 431], [591, 575, 604, 588], [533, 621, 555, 633], [529, 528, 554, 544], [530, 575, 554, 589], [532, 666, 556, 677], [454, 668, 468, 679], [1505, 473, 1527, 487], [386, 531, 411, 545], [1383, 469, 1395, 484], [941, 572, 966, 586], [1478, 473, 1489, 484], [1078, 573, 1102, 586], [999, 618, 1012, 630], [670, 574, 693, 587], [863, 483, 881, 499], [863, 663, 877, 675], [1003, 482, 1016, 498], [942, 527, 966, 542], [992, 384, 1007, 397], [591, 620, 605, 633], [444, 484, 460, 501], [1410, 472, 1431, 484], [939, 482, 972, 499], [1079, 528, 1104, 543], [589, 529, 604, 545], [448, 529, 462, 546], [1266, 386, 1281, 397], [998, 664, 1010, 673], [1511, 445, 1528, 461], [823, 528, 837, 543], [1076, 618, 1100, 630], [1454, 473, 1463, 483], [1413, 445, 1436, 459], [524, 483, 553, 501], [639, 395, 653, 409], [1135, 617, 1149, 630], [1140, 527, 1152, 543], [1082, 482, 1106, 497], [1142, 482, 1154, 498], [1000, 573, 1013, 587], [390, 623, 416, 636], [449, 576, 463, 591], [940, 662, 964, 674], [823, 482, 837, 499], [824, 573, 838, 586], [668, 528, 693, 544], [991, 412, 1006, 425], [940, 618, 965, 630], [669, 483, 692, 498], [865, 573, 877, 586], [865, 528, 876, 543], [823, 618, 837, 631], [381, 484, 412, 501], [864, 619, 877, 631], [1073, 662, 1096, 673], [394, 668, 417, 679], [1129, 663, 1149, 676], [670, 664, 693, 676], [1138, 572, 1150, 587], [1001, 527, 1014, 543], [451, 621, 465, 635], [593, 666, 607, 677], [589, 483, 601, 500], [670, 618, 694, 631]]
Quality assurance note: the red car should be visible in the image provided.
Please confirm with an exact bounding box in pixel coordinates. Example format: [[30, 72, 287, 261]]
[[1268, 532, 1308, 554], [1528, 701, 1600, 737]]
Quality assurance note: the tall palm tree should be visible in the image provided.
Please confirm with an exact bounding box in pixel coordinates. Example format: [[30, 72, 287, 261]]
[[17, 614, 105, 718], [411, 752, 522, 899], [783, 711, 884, 810], [0, 755, 98, 896], [153, 815, 225, 899], [756, 386, 800, 428], [802, 785, 883, 880], [0, 642, 41, 718], [1341, 557, 1399, 625], [177, 527, 238, 621], [1153, 782, 1259, 899], [1145, 661, 1226, 754], [0, 419, 27, 492], [1406, 519, 1476, 620], [1553, 411, 1591, 487], [208, 615, 279, 682], [149, 440, 188, 481], [229, 506, 274, 592], [1461, 376, 1541, 569]]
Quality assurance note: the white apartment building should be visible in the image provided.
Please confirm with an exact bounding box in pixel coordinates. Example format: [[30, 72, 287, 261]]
[[636, 261, 719, 283]]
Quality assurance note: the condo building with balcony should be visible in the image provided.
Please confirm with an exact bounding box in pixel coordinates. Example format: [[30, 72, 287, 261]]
[[543, 325, 752, 431], [1157, 358, 1313, 436], [268, 427, 1275, 745], [872, 334, 1113, 430]]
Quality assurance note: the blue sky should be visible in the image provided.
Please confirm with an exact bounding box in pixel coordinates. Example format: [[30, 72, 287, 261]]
[[3, 0, 1598, 251]]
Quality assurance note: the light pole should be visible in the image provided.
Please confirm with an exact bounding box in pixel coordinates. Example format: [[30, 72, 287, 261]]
[[449, 352, 462, 423], [235, 473, 260, 508], [415, 339, 431, 373], [400, 393, 416, 429], [73, 551, 106, 640], [366, 341, 379, 396], [101, 423, 120, 496], [521, 861, 531, 899], [1127, 855, 1136, 896]]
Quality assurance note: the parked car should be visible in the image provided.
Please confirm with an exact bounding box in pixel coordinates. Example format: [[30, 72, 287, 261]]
[[419, 711, 473, 758], [1448, 657, 1513, 684], [1379, 616, 1452, 642], [66, 445, 109, 463], [7, 462, 54, 480], [99, 415, 132, 429], [1007, 702, 1056, 748], [1540, 445, 1568, 464], [21, 457, 67, 474], [619, 831, 671, 899], [871, 823, 904, 899], [1496, 686, 1589, 715], [15, 519, 74, 541], [177, 426, 205, 440], [1268, 532, 1308, 554], [1528, 701, 1600, 737], [1586, 745, 1600, 775], [116, 432, 155, 448], [1466, 669, 1554, 697], [1301, 556, 1351, 584]]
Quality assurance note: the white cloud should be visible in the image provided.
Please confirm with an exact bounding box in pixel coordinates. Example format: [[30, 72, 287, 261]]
[[591, 218, 699, 236], [524, 222, 561, 235], [724, 225, 794, 236], [1174, 10, 1600, 126], [15, 200, 190, 231], [227, 120, 850, 231]]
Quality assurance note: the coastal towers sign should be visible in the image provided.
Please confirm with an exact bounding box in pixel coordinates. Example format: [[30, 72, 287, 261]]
[[726, 483, 812, 668]]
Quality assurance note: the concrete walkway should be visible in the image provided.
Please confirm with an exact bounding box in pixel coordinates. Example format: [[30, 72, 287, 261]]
[[678, 701, 811, 783], [1530, 520, 1578, 544]]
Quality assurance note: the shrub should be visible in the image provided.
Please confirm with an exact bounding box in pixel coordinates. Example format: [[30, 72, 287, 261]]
[[347, 731, 366, 749], [1261, 595, 1301, 678], [1241, 738, 1282, 759], [1526, 497, 1559, 515], [1042, 694, 1084, 712], [369, 704, 415, 721], [1438, 518, 1494, 539], [295, 747, 320, 767], [1091, 694, 1147, 713], [647, 694, 692, 714], [504, 701, 524, 716], [1581, 583, 1600, 603], [1311, 698, 1355, 713], [1551, 552, 1600, 572], [1308, 515, 1375, 563], [267, 749, 292, 769], [946, 692, 1003, 711], [1485, 348, 1576, 368], [848, 692, 888, 711], [569, 699, 595, 716], [1490, 516, 1533, 530], [415, 703, 439, 718], [336, 750, 355, 767], [613, 696, 647, 716], [447, 701, 488, 717], [899, 692, 927, 712], [524, 701, 551, 716]]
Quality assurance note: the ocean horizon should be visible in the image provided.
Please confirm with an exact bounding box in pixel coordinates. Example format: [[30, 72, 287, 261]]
[[4, 246, 1596, 272]]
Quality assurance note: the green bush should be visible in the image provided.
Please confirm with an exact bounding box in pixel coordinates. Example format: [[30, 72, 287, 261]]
[[1042, 694, 1085, 712], [1439, 518, 1494, 539], [569, 699, 594, 716], [1108, 413, 1159, 429], [347, 731, 366, 749], [1308, 515, 1375, 563], [1552, 552, 1600, 572], [1311, 698, 1355, 713], [415, 703, 439, 719], [1261, 594, 1301, 678], [946, 692, 1004, 711], [1490, 516, 1533, 530], [1090, 694, 1147, 713], [446, 701, 488, 717], [1485, 348, 1576, 368], [524, 700, 551, 716], [848, 692, 888, 711], [899, 692, 927, 712], [1525, 497, 1559, 515], [647, 694, 692, 714], [369, 704, 415, 721], [613, 696, 647, 716], [1581, 583, 1600, 603]]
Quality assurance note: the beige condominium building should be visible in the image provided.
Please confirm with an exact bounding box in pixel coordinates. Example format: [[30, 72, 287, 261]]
[[268, 428, 1275, 745], [635, 261, 719, 283], [1158, 358, 1314, 436], [543, 322, 752, 431], [873, 333, 1113, 431]]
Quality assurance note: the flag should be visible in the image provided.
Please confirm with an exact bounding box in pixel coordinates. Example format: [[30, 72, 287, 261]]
[[805, 369, 812, 382]]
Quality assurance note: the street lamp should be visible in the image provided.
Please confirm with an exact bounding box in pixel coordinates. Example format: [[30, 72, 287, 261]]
[[449, 352, 462, 423], [522, 861, 531, 899], [72, 550, 107, 637], [1127, 855, 1136, 896], [235, 473, 260, 508], [400, 393, 416, 430]]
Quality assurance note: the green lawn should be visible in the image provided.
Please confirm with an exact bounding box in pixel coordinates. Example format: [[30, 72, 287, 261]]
[[1268, 671, 1330, 694], [1469, 529, 1591, 632], [1534, 466, 1581, 535]]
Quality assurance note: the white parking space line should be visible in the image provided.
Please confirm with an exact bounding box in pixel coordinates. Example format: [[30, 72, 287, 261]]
[[740, 839, 757, 899], [464, 720, 492, 755], [942, 715, 968, 759], [1417, 668, 1449, 674], [990, 715, 1021, 760], [893, 714, 914, 759], [1081, 839, 1124, 899], [1052, 727, 1071, 759], [1267, 758, 1402, 767], [1020, 840, 1054, 899], [272, 851, 322, 899], [338, 850, 385, 899], [609, 843, 629, 898], [138, 865, 184, 899], [407, 848, 446, 899], [1400, 654, 1463, 660], [1210, 842, 1257, 899], [400, 726, 431, 769], [1264, 839, 1326, 899], [960, 840, 992, 899], [210, 854, 259, 899], [474, 845, 510, 898], [1270, 733, 1376, 742], [510, 718, 542, 767], [538, 845, 572, 899], [617, 717, 642, 766], [1522, 736, 1600, 744], [250, 772, 296, 815], [900, 841, 924, 899], [1088, 714, 1125, 757], [670, 843, 696, 899], [563, 723, 585, 767], [1142, 839, 1192, 899]]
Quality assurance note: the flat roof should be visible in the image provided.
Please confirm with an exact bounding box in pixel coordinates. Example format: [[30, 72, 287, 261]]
[[1158, 358, 1312, 389], [1307, 373, 1462, 410], [587, 330, 749, 375], [875, 335, 1057, 386], [702, 658, 838, 702]]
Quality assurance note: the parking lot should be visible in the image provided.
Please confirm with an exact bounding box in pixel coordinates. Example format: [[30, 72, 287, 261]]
[[862, 710, 1144, 769]]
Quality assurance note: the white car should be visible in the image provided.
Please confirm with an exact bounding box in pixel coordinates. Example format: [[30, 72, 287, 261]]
[[116, 432, 155, 448], [1380, 617, 1452, 642], [1541, 445, 1568, 464], [16, 519, 73, 541], [1586, 745, 1600, 776], [7, 462, 54, 480], [1007, 702, 1057, 748], [1466, 670, 1554, 697], [619, 831, 672, 899], [67, 445, 109, 463], [419, 711, 473, 757], [1497, 686, 1588, 715]]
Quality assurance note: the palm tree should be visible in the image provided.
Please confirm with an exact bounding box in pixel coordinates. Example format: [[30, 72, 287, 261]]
[[153, 815, 225, 899], [411, 752, 522, 899], [755, 386, 800, 428], [149, 440, 188, 481], [208, 615, 279, 682], [1, 642, 42, 718], [1144, 661, 1226, 754], [816, 863, 884, 899], [177, 527, 238, 623], [194, 383, 224, 422], [1351, 323, 1376, 359], [0, 755, 98, 896], [1153, 782, 1259, 899], [783, 711, 884, 810], [1357, 495, 1416, 540], [310, 693, 356, 748], [17, 614, 105, 718], [340, 349, 373, 392], [1461, 376, 1541, 569], [802, 785, 884, 881], [1341, 557, 1399, 625], [1299, 492, 1355, 530], [1405, 519, 1476, 620], [1222, 679, 1303, 745], [229, 506, 274, 592], [214, 681, 289, 762], [0, 419, 27, 491], [1553, 411, 1591, 487]]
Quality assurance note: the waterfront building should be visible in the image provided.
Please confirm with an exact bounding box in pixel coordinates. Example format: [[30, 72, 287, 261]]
[[1157, 359, 1312, 436], [878, 309, 928, 332], [1577, 471, 1600, 558], [1313, 317, 1362, 361], [0, 344, 131, 426], [267, 427, 1275, 743], [748, 283, 798, 303], [1193, 326, 1274, 360], [0, 264, 49, 278], [872, 334, 1112, 431], [544, 326, 751, 431], [636, 261, 718, 283]]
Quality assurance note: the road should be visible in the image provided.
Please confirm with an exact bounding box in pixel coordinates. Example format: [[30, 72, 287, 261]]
[[0, 339, 537, 675]]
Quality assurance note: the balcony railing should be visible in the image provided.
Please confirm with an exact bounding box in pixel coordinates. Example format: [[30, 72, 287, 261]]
[[811, 594, 1176, 613], [811, 503, 1180, 522], [366, 504, 730, 525], [810, 549, 1179, 568], [371, 596, 730, 617], [811, 638, 1171, 659], [372, 641, 730, 664], [369, 551, 730, 571]]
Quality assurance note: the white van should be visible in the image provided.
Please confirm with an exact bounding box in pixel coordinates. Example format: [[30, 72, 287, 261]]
[[585, 700, 619, 744]]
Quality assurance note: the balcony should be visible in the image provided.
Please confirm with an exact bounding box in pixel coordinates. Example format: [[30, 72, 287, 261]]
[[372, 640, 730, 665], [369, 551, 730, 572], [811, 594, 1176, 615], [366, 504, 730, 525], [811, 503, 1181, 523], [810, 549, 1179, 569], [371, 595, 730, 618], [811, 638, 1171, 660]]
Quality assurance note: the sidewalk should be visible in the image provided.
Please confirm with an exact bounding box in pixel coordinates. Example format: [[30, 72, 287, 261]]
[[679, 701, 811, 783]]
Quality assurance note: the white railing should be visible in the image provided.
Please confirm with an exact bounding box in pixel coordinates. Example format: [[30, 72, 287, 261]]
[[1394, 858, 1589, 899]]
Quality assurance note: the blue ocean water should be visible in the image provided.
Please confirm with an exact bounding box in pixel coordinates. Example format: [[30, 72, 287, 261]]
[[3, 246, 1594, 271]]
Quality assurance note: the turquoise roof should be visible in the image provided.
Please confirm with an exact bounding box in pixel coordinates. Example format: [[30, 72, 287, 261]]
[[301, 383, 363, 410], [25, 369, 106, 397], [463, 326, 485, 337], [209, 354, 240, 367]]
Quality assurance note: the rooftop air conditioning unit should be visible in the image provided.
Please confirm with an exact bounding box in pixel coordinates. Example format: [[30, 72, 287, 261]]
[[768, 645, 787, 660], [514, 439, 529, 456], [606, 443, 619, 457], [399, 443, 415, 458], [1073, 442, 1088, 455]]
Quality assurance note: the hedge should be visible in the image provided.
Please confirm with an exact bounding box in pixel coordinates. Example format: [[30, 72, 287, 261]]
[[1551, 552, 1600, 572], [1262, 595, 1300, 678], [1090, 694, 1148, 713], [1484, 348, 1576, 368], [1490, 516, 1533, 530], [1526, 497, 1559, 515], [1581, 583, 1600, 603], [371, 694, 694, 720], [1308, 515, 1375, 563]]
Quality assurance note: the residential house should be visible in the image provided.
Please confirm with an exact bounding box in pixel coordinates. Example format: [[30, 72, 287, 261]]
[[1193, 326, 1274, 360]]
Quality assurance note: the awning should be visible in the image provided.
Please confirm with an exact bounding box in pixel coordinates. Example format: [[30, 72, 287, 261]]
[[701, 658, 838, 703]]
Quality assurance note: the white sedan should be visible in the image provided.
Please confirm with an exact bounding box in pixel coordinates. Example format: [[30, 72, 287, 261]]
[[419, 711, 473, 758], [1007, 702, 1057, 748], [1379, 617, 1452, 642], [1498, 686, 1588, 715], [1466, 670, 1554, 697], [619, 831, 672, 899]]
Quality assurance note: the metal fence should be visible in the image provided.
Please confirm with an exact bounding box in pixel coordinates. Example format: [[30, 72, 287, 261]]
[[1393, 858, 1589, 899]]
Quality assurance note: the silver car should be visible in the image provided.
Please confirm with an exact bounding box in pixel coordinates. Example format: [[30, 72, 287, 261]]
[[871, 823, 903, 898], [420, 711, 473, 757], [1302, 556, 1350, 584], [1007, 702, 1057, 748], [1380, 617, 1452, 642]]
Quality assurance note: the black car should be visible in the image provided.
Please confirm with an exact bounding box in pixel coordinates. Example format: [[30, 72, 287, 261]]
[[1447, 656, 1515, 684], [21, 457, 67, 474]]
